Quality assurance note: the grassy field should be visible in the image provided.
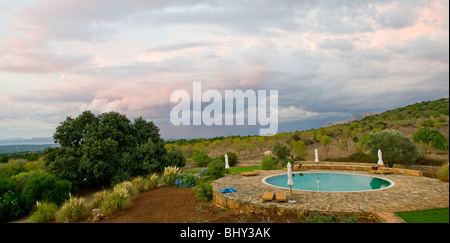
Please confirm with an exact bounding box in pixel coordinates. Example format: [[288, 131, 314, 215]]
[[395, 208, 449, 223]]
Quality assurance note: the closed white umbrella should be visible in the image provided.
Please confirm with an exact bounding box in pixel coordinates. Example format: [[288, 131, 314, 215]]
[[225, 153, 230, 170], [314, 149, 319, 162], [377, 149, 383, 166], [287, 162, 294, 196]]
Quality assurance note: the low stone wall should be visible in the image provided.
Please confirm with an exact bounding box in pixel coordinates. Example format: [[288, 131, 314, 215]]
[[184, 162, 198, 168], [299, 162, 423, 176], [212, 192, 302, 215], [234, 160, 260, 167]]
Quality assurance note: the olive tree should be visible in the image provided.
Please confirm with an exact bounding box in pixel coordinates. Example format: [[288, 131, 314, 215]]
[[365, 130, 418, 167]]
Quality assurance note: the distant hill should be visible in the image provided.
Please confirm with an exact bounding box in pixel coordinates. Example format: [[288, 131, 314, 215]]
[[0, 137, 54, 146], [322, 112, 379, 127], [0, 137, 57, 154], [0, 144, 59, 154]]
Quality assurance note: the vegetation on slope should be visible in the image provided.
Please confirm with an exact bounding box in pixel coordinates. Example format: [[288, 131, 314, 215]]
[[166, 98, 449, 166]]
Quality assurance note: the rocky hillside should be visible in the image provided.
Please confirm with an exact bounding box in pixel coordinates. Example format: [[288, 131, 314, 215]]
[[322, 112, 379, 127]]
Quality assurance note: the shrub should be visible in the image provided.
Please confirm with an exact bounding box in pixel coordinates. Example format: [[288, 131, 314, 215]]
[[292, 140, 308, 160], [220, 152, 238, 167], [413, 128, 448, 150], [166, 150, 187, 168], [174, 173, 198, 188], [0, 160, 26, 179], [326, 152, 375, 163], [272, 142, 291, 161], [0, 178, 25, 222], [29, 201, 59, 223], [365, 130, 418, 167], [21, 173, 72, 210], [198, 168, 209, 177], [55, 195, 87, 223], [161, 166, 180, 186], [206, 159, 227, 180], [191, 150, 211, 167], [299, 211, 358, 223], [195, 181, 213, 202], [437, 163, 449, 182], [260, 156, 277, 170], [345, 152, 375, 163], [11, 170, 47, 190], [280, 158, 294, 167]]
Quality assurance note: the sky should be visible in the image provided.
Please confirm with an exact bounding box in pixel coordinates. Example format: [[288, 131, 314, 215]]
[[0, 0, 448, 140]]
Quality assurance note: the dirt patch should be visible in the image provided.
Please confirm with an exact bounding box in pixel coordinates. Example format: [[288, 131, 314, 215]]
[[78, 186, 379, 223]]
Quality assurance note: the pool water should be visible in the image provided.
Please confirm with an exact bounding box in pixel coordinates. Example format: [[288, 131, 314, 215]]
[[263, 172, 394, 192]]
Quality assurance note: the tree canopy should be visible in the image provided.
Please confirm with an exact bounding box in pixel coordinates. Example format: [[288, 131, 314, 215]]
[[46, 111, 185, 188]]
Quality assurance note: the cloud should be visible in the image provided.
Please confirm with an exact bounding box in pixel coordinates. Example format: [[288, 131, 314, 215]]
[[319, 38, 355, 52], [278, 106, 344, 123], [0, 0, 448, 139], [388, 36, 449, 63], [146, 42, 221, 53]]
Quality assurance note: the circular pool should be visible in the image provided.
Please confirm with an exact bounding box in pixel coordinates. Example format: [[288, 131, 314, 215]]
[[263, 172, 394, 192]]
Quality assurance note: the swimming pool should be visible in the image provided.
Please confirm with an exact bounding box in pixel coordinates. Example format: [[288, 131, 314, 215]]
[[263, 172, 394, 192]]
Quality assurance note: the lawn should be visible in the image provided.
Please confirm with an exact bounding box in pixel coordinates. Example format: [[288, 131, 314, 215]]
[[184, 166, 282, 174], [395, 208, 449, 223]]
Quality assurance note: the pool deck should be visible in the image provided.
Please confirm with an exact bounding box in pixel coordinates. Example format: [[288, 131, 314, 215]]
[[212, 169, 449, 221]]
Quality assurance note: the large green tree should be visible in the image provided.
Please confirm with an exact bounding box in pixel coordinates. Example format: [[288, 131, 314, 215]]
[[46, 111, 185, 188], [365, 130, 418, 167]]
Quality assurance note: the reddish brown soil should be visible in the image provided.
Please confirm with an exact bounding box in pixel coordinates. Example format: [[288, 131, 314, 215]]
[[79, 186, 378, 223]]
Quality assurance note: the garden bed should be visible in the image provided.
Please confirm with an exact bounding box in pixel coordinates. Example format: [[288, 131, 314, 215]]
[[77, 186, 379, 223]]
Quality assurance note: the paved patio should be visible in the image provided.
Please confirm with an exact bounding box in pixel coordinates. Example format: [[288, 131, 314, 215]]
[[212, 169, 449, 214]]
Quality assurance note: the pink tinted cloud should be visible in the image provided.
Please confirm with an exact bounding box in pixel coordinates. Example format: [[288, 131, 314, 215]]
[[369, 1, 448, 48]]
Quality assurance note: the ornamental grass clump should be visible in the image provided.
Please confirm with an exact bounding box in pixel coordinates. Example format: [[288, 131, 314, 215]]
[[131, 176, 149, 192], [162, 166, 180, 186], [115, 181, 139, 198], [99, 185, 132, 214], [93, 189, 109, 208], [29, 201, 59, 223], [55, 195, 87, 223], [147, 173, 159, 189]]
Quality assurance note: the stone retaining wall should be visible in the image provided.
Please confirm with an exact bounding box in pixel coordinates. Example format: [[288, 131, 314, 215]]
[[299, 162, 423, 176], [212, 192, 302, 215]]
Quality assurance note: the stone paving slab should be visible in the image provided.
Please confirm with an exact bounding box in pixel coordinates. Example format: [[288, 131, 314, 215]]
[[213, 170, 449, 214], [375, 212, 406, 223]]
